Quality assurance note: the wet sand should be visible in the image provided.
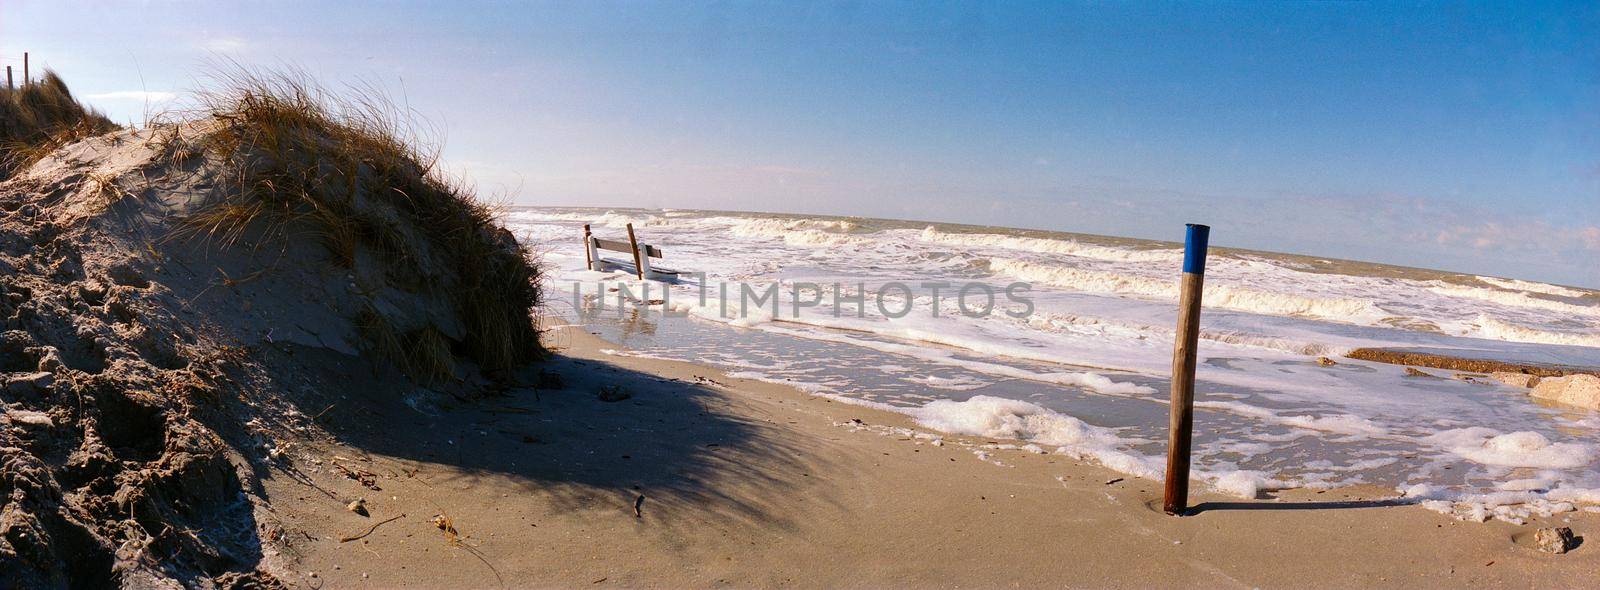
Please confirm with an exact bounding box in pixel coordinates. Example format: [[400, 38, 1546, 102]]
[[1347, 347, 1600, 378]]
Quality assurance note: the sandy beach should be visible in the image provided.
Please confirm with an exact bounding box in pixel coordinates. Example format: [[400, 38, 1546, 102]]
[[255, 323, 1598, 588]]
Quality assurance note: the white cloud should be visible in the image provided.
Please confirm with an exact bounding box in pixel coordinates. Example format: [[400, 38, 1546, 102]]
[[199, 36, 248, 53], [1430, 221, 1600, 253], [84, 91, 178, 103]]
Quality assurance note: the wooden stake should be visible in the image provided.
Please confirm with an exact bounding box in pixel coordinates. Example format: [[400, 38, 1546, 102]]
[[5, 66, 11, 90], [583, 224, 594, 270], [625, 223, 645, 280], [1163, 223, 1209, 515], [22, 52, 27, 86]]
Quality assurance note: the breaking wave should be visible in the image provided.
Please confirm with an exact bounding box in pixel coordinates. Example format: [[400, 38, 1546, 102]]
[[1469, 316, 1600, 348], [1476, 276, 1593, 299], [726, 217, 866, 247], [1431, 283, 1600, 318], [988, 258, 1384, 323], [918, 227, 1183, 263]]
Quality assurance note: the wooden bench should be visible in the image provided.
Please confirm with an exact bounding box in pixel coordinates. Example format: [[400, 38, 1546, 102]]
[[584, 223, 670, 279]]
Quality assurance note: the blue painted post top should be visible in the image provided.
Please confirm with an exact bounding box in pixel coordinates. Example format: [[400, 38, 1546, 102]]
[[1182, 224, 1210, 275]]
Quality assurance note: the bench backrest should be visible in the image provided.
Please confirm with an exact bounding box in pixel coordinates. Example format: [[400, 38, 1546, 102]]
[[592, 237, 662, 258]]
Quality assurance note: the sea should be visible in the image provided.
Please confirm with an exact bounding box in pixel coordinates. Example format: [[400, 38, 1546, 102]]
[[505, 207, 1600, 524]]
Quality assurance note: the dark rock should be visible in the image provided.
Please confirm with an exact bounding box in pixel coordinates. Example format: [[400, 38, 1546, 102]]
[[3, 371, 55, 396]]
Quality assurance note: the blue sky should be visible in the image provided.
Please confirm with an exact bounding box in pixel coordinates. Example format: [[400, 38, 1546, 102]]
[[5, 1, 1598, 286]]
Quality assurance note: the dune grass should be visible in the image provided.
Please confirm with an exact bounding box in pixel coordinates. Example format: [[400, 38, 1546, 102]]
[[164, 67, 545, 380], [0, 70, 118, 177]]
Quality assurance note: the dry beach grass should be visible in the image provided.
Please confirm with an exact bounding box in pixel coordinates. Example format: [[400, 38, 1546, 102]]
[[0, 70, 118, 178]]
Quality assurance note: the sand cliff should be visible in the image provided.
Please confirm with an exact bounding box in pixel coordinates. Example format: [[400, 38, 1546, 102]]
[[0, 74, 541, 587]]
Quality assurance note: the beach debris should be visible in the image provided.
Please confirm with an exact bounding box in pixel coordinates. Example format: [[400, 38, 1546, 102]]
[[1491, 372, 1541, 389], [1530, 374, 1600, 410], [347, 497, 369, 517], [1105, 478, 1125, 485], [597, 384, 632, 402], [1404, 367, 1436, 378], [692, 374, 725, 387], [334, 462, 383, 490], [1533, 526, 1577, 554], [634, 494, 645, 518], [339, 513, 405, 543], [432, 514, 459, 538], [1315, 357, 1337, 366]]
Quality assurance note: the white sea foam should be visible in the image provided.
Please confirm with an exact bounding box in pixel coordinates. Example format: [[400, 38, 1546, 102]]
[[1204, 470, 1290, 499], [1195, 400, 1389, 437], [1424, 428, 1593, 469], [903, 375, 992, 391]]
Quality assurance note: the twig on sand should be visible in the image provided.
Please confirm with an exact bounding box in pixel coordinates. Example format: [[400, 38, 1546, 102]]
[[339, 513, 404, 543], [431, 505, 507, 589], [311, 403, 337, 421]]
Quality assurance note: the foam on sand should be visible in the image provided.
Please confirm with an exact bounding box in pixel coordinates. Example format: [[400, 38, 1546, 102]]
[[910, 395, 1164, 480], [907, 396, 1295, 498]]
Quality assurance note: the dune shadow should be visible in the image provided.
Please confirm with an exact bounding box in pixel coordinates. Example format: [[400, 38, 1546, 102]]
[[264, 342, 834, 538]]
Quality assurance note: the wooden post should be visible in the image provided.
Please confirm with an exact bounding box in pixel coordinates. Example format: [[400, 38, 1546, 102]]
[[5, 66, 11, 90], [583, 224, 594, 270], [22, 52, 27, 86], [1163, 223, 1209, 515], [625, 223, 645, 280]]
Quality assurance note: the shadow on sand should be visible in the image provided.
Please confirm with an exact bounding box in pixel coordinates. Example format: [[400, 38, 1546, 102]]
[[1186, 498, 1413, 514], [261, 341, 841, 538]]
